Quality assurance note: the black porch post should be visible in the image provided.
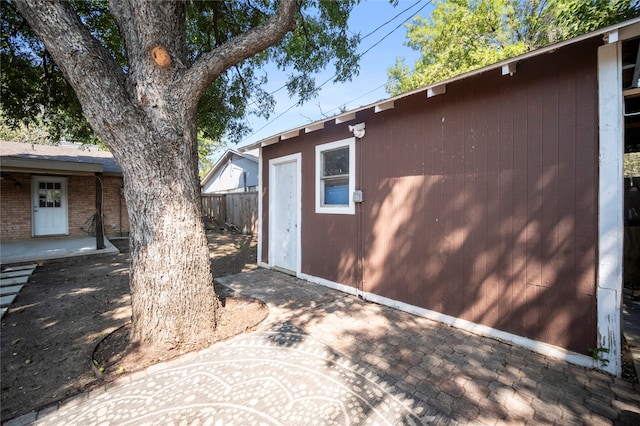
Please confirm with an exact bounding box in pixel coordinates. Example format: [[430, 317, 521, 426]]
[[95, 172, 105, 249]]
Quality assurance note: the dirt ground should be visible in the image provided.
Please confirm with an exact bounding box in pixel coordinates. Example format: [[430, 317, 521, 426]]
[[0, 232, 266, 422]]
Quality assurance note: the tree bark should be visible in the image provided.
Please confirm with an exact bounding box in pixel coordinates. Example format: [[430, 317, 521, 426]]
[[14, 0, 297, 348], [123, 123, 219, 348]]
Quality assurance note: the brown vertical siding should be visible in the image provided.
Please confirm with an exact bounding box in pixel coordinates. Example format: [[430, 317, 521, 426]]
[[261, 38, 601, 353]]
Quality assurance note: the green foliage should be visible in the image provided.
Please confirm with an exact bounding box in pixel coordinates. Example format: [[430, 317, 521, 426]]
[[557, 0, 640, 36], [2, 0, 362, 152], [0, 110, 52, 144], [197, 132, 227, 179], [1, 0, 98, 144], [387, 0, 640, 95], [625, 153, 640, 177], [588, 347, 610, 366]]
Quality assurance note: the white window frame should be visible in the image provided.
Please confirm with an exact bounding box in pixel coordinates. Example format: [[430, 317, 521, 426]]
[[315, 137, 355, 215]]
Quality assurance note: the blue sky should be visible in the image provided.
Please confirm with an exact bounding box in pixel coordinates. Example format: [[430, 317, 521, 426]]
[[234, 0, 434, 150]]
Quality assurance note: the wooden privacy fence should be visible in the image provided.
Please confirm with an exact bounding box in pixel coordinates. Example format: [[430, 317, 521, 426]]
[[201, 192, 258, 234]]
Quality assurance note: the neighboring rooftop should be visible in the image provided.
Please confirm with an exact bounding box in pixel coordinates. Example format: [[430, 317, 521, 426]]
[[0, 141, 121, 174]]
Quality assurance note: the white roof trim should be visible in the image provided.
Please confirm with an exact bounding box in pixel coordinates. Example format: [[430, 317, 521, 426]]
[[375, 100, 395, 113], [0, 157, 103, 174], [427, 84, 446, 98], [335, 112, 356, 124], [502, 62, 517, 76], [305, 122, 325, 133], [281, 129, 300, 140], [241, 17, 640, 152]]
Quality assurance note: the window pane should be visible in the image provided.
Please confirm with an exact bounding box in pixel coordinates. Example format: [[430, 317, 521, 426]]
[[324, 178, 349, 205], [38, 187, 62, 208], [52, 189, 61, 207], [39, 189, 47, 208], [323, 148, 349, 177]]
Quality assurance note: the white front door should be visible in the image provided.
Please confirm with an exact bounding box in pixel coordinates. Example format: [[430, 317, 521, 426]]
[[32, 176, 68, 236], [269, 154, 301, 274]]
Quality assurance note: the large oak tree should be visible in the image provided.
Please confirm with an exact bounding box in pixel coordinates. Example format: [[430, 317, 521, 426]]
[[8, 0, 360, 349]]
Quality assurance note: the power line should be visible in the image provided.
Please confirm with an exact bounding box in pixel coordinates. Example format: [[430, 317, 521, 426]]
[[359, 0, 432, 57], [245, 1, 423, 112], [244, 0, 433, 142], [360, 0, 423, 41]]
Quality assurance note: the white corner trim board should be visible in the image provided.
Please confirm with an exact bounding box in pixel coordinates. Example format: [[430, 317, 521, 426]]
[[596, 40, 624, 376]]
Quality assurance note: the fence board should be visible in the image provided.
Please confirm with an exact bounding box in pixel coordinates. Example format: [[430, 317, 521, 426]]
[[201, 194, 225, 228], [226, 192, 258, 234], [201, 192, 257, 234]]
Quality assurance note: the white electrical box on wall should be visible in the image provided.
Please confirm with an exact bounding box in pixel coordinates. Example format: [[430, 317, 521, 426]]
[[353, 190, 363, 203]]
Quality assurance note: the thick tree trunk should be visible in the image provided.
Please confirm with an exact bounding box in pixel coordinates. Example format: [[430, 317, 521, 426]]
[[119, 119, 219, 348], [128, 177, 218, 348]]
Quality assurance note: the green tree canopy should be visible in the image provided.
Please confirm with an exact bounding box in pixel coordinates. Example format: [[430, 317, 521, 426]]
[[1, 0, 361, 160], [387, 0, 640, 95]]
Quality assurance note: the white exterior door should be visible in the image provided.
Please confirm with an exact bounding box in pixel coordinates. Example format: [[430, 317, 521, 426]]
[[32, 176, 68, 236], [269, 154, 301, 274]]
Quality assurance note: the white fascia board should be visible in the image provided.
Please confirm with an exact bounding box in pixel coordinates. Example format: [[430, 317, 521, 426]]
[[502, 62, 517, 76], [280, 129, 300, 140], [374, 100, 395, 113], [0, 157, 102, 174], [427, 84, 446, 98], [305, 122, 325, 133], [335, 112, 356, 124]]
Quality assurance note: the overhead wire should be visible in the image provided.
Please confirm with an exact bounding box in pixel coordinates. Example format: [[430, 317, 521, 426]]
[[359, 0, 423, 41], [245, 0, 432, 140], [242, 1, 423, 113]]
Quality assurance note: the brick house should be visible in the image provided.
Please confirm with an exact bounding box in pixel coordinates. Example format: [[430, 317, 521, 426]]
[[1, 141, 128, 241]]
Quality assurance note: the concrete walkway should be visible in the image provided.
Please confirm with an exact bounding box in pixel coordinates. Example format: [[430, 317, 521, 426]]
[[0, 264, 37, 318], [0, 236, 119, 265], [7, 269, 640, 425]]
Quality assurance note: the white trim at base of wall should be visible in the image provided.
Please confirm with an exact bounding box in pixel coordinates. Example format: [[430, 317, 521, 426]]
[[293, 270, 597, 371]]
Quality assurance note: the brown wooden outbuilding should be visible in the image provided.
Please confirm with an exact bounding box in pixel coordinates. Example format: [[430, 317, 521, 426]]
[[247, 19, 640, 375]]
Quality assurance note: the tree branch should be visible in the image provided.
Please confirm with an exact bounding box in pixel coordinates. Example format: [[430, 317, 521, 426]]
[[13, 0, 132, 141], [182, 0, 297, 108]]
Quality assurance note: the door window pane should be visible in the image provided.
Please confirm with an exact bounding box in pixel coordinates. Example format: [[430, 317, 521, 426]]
[[38, 182, 62, 208]]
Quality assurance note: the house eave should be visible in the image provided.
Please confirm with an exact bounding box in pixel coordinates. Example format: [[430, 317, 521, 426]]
[[1, 157, 104, 175], [241, 17, 640, 153]]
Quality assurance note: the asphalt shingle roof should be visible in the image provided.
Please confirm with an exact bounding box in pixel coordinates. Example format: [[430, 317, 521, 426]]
[[0, 141, 121, 174]]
